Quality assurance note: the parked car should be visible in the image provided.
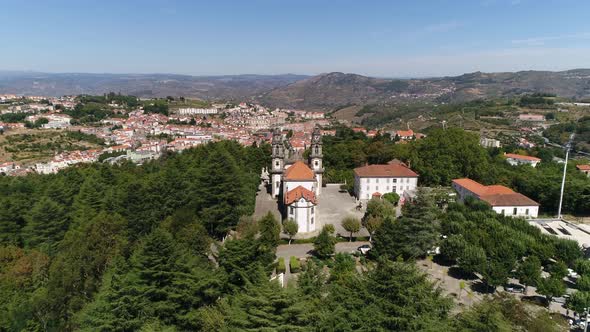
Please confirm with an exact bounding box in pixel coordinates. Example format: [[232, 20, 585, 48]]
[[568, 268, 579, 278], [357, 244, 371, 255], [504, 284, 525, 293], [427, 246, 440, 255]]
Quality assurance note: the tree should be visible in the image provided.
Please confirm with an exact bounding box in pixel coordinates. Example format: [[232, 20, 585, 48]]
[[258, 212, 280, 250], [371, 217, 398, 260], [458, 245, 486, 275], [516, 256, 541, 294], [537, 277, 566, 306], [363, 215, 382, 242], [382, 192, 400, 205], [22, 197, 69, 253], [567, 291, 590, 315], [194, 148, 248, 237], [314, 225, 336, 259], [341, 216, 360, 242], [440, 234, 467, 263], [283, 219, 298, 245], [549, 260, 569, 279]]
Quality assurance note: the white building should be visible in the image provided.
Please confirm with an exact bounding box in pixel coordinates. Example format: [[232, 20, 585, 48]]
[[176, 108, 218, 116], [504, 153, 541, 167], [452, 178, 539, 218], [480, 137, 501, 148], [353, 160, 419, 201], [270, 127, 323, 234]]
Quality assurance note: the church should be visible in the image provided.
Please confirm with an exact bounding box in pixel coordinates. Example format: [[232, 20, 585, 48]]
[[270, 127, 323, 234]]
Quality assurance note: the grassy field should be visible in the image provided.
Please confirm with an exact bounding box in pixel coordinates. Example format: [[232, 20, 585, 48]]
[[0, 128, 103, 164]]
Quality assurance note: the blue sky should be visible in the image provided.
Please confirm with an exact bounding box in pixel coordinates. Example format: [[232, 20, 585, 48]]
[[2, 0, 590, 77]]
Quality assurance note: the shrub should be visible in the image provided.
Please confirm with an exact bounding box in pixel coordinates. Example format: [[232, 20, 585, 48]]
[[290, 256, 301, 273], [277, 257, 286, 273]]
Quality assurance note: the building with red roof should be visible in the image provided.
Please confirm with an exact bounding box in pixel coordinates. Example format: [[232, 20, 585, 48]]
[[270, 127, 323, 233], [504, 153, 541, 167], [577, 164, 590, 177], [452, 178, 539, 218], [353, 160, 418, 200]]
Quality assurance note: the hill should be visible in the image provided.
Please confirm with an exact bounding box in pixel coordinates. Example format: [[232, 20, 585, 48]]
[[2, 69, 590, 110], [0, 71, 308, 100], [258, 69, 590, 110]]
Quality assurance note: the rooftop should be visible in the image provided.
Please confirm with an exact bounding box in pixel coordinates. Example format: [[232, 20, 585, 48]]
[[504, 153, 541, 162], [452, 178, 539, 207], [285, 185, 317, 205], [354, 162, 418, 178], [284, 161, 315, 181], [576, 164, 590, 171]]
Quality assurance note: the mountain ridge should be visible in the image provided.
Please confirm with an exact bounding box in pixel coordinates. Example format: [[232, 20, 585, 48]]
[[1, 69, 590, 109]]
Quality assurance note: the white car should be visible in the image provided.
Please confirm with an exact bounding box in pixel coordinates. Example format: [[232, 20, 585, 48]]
[[568, 268, 579, 278], [357, 244, 371, 255]]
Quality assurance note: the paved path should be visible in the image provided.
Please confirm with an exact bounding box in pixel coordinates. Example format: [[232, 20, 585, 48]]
[[253, 182, 282, 221], [276, 241, 370, 259]]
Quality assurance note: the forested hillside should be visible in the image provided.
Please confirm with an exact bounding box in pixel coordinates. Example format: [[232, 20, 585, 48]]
[[0, 141, 268, 330]]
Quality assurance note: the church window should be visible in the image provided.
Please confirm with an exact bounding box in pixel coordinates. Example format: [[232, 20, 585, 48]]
[[315, 161, 318, 166], [275, 161, 279, 167], [290, 206, 294, 215], [513, 207, 517, 215], [315, 146, 319, 154], [311, 206, 314, 214], [367, 178, 370, 183], [386, 186, 389, 190], [393, 178, 397, 183], [376, 178, 379, 183], [525, 208, 529, 215], [276, 181, 280, 188], [393, 186, 396, 192], [311, 217, 314, 224], [366, 185, 370, 190], [386, 178, 390, 183]]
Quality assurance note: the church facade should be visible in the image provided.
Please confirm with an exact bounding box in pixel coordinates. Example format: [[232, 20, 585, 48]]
[[270, 127, 323, 233]]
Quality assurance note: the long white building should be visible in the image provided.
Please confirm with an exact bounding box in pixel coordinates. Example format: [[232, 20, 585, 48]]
[[452, 178, 539, 218], [353, 160, 418, 201]]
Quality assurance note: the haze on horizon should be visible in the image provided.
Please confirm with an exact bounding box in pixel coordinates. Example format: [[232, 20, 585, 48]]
[[3, 0, 590, 77]]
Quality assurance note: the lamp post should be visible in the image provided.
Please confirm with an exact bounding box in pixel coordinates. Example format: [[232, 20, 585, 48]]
[[585, 307, 589, 332], [557, 133, 575, 220]]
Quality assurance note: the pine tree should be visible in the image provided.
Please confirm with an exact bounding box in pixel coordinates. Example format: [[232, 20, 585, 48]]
[[23, 197, 69, 253], [194, 148, 247, 237]]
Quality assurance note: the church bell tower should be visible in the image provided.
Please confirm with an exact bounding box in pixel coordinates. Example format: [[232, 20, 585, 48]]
[[309, 126, 324, 195], [270, 128, 285, 198]]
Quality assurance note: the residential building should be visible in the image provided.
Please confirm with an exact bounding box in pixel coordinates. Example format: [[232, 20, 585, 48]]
[[504, 153, 541, 167], [480, 137, 501, 148], [395, 129, 414, 140], [353, 160, 418, 201], [452, 178, 539, 218], [576, 164, 590, 177]]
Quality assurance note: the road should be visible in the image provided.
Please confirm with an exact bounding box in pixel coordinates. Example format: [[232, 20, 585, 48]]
[[276, 241, 370, 259]]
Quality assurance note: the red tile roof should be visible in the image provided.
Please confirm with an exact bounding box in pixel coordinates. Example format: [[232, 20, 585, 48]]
[[504, 153, 541, 162], [285, 186, 317, 205], [576, 164, 590, 171], [452, 178, 539, 207], [396, 129, 414, 137], [354, 163, 418, 178], [284, 161, 315, 181]]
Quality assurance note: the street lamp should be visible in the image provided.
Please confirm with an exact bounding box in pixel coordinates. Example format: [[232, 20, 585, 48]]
[[557, 133, 575, 220]]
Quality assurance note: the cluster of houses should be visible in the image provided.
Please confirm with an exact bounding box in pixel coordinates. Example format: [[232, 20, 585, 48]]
[[35, 150, 101, 174]]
